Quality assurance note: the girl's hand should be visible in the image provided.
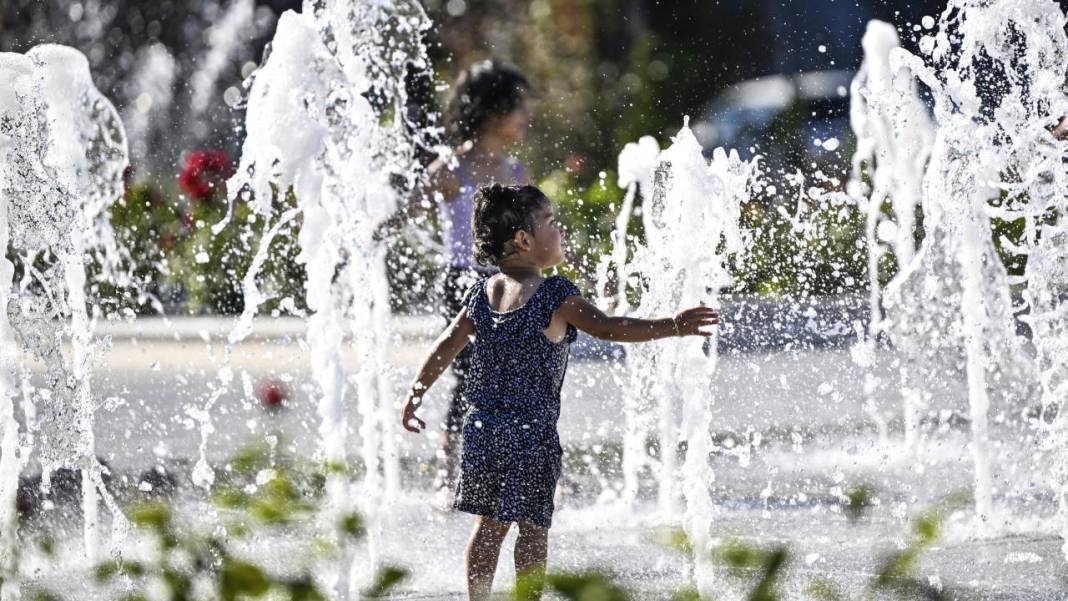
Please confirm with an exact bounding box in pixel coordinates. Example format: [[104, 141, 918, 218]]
[[673, 306, 720, 337], [401, 399, 426, 433]]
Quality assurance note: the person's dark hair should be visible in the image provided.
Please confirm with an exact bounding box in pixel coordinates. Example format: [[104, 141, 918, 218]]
[[443, 60, 528, 146], [472, 184, 548, 266]]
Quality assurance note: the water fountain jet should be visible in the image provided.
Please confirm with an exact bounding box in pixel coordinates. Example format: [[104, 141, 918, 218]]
[[0, 44, 132, 563]]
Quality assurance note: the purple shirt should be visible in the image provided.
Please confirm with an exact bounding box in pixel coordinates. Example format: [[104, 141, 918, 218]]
[[438, 158, 523, 268]]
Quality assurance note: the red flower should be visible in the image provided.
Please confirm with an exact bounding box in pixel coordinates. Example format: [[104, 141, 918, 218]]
[[565, 153, 586, 175], [158, 233, 178, 251], [178, 149, 234, 202], [256, 377, 288, 411]]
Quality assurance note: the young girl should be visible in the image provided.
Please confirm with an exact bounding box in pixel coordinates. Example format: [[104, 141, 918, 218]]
[[400, 184, 718, 600], [397, 185, 713, 597], [381, 60, 531, 502]]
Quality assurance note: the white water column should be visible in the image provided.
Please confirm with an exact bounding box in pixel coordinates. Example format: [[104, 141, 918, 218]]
[[627, 123, 756, 593], [884, 0, 1065, 526], [0, 45, 131, 563], [227, 1, 431, 595], [605, 136, 661, 506], [0, 56, 32, 599], [848, 19, 934, 448]]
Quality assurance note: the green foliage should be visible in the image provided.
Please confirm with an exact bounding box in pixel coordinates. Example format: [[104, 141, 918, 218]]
[[546, 572, 632, 601], [219, 559, 270, 601], [513, 570, 545, 601], [699, 489, 961, 601], [212, 439, 327, 529], [106, 178, 307, 315], [74, 443, 411, 601], [539, 168, 624, 286], [37, 537, 55, 557], [844, 485, 873, 523], [93, 559, 146, 582], [247, 473, 314, 525], [671, 587, 703, 601], [867, 492, 968, 601], [128, 502, 174, 544], [805, 578, 846, 601], [230, 443, 272, 475], [716, 540, 788, 601], [102, 181, 185, 313], [501, 488, 955, 601], [284, 577, 327, 601], [662, 528, 694, 555], [733, 193, 868, 297], [339, 512, 365, 540], [362, 566, 409, 598]]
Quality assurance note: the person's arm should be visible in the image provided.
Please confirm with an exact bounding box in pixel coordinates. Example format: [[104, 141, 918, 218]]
[[400, 308, 475, 433], [374, 160, 460, 241], [1054, 117, 1068, 140], [555, 295, 718, 342]]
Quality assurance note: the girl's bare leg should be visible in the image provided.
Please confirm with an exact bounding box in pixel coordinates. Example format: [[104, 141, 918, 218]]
[[515, 521, 549, 599], [466, 516, 511, 601]]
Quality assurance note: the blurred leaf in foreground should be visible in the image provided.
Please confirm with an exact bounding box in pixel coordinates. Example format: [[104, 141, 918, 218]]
[[363, 566, 409, 599], [806, 577, 847, 601], [545, 572, 632, 601], [220, 558, 270, 601], [662, 528, 694, 555], [844, 485, 872, 523], [715, 540, 788, 601]]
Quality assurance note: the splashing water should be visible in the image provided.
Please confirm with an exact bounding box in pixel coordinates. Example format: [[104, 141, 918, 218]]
[[0, 51, 34, 599], [848, 19, 936, 448], [610, 123, 758, 593], [869, 0, 1065, 528], [190, 0, 256, 120], [7, 0, 1068, 594], [224, 0, 431, 595], [122, 44, 177, 164], [0, 44, 132, 562], [596, 135, 661, 313]]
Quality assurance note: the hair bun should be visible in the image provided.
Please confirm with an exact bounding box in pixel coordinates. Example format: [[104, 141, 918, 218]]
[[479, 183, 507, 204], [471, 184, 548, 267]]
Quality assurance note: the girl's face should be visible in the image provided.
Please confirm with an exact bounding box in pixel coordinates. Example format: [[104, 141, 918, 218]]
[[487, 103, 530, 144], [527, 201, 565, 268]]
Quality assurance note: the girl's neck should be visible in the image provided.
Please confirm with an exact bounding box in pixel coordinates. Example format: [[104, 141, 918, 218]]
[[473, 131, 509, 159], [496, 260, 542, 281]]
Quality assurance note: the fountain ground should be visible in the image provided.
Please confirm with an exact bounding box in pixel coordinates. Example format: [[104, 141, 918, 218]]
[[21, 494, 1068, 599], [13, 312, 1065, 598], [363, 501, 1068, 599]]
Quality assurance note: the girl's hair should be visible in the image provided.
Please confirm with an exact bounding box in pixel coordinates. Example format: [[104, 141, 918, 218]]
[[472, 184, 548, 266], [443, 60, 529, 146]]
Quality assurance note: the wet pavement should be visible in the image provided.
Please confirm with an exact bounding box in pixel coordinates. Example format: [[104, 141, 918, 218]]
[[9, 311, 1065, 598]]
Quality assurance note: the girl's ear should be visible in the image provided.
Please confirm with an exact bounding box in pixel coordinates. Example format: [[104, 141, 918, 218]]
[[514, 229, 532, 252]]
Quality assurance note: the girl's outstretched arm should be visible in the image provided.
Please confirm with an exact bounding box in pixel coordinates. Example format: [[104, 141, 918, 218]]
[[401, 308, 475, 433], [556, 295, 718, 342]]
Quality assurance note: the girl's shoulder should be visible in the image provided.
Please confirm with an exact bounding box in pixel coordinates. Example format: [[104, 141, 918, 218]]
[[538, 275, 582, 311], [461, 273, 492, 317], [542, 274, 578, 290]]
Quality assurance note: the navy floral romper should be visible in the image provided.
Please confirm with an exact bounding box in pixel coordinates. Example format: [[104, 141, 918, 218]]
[[454, 274, 582, 528]]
